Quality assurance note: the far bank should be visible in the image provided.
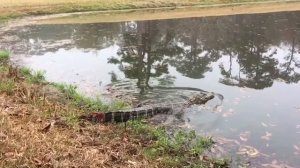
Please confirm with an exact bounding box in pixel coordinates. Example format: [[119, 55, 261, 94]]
[[1, 0, 300, 23]]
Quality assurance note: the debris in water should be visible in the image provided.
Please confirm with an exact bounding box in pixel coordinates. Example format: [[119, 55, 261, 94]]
[[233, 97, 240, 105], [261, 132, 272, 141], [237, 145, 261, 157], [214, 105, 223, 113], [261, 159, 294, 168], [239, 131, 251, 142], [294, 144, 300, 151], [222, 108, 235, 117], [229, 128, 238, 132], [261, 122, 268, 127]]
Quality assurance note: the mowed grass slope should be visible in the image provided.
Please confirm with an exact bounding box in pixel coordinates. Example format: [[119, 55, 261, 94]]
[[0, 0, 275, 19]]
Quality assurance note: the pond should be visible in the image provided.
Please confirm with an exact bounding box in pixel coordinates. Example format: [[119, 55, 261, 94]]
[[1, 11, 300, 167]]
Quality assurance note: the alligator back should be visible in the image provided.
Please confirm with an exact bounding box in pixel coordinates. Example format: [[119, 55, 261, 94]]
[[79, 106, 172, 123], [79, 93, 214, 123]]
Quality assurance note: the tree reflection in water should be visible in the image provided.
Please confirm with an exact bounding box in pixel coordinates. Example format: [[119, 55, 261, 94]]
[[5, 12, 300, 90], [105, 12, 300, 90]]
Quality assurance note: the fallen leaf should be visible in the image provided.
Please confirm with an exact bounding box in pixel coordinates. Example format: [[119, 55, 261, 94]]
[[230, 128, 238, 132], [123, 137, 129, 143], [40, 123, 51, 133], [261, 122, 268, 127], [261, 132, 272, 141], [202, 155, 210, 161], [269, 123, 277, 127], [4, 152, 15, 157], [222, 111, 234, 117], [239, 131, 251, 142], [293, 145, 300, 151], [214, 106, 223, 113], [128, 160, 137, 165], [237, 145, 260, 157], [36, 118, 42, 123], [261, 160, 294, 168], [39, 120, 55, 133], [0, 132, 8, 141], [33, 158, 43, 166], [233, 98, 240, 105]]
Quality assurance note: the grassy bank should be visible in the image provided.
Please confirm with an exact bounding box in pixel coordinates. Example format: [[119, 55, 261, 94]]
[[0, 0, 285, 22], [37, 1, 300, 24], [0, 51, 229, 167]]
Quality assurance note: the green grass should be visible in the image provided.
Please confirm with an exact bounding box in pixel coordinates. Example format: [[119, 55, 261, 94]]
[[0, 80, 15, 95], [52, 83, 128, 112], [128, 120, 230, 167], [19, 67, 46, 84], [29, 70, 46, 84], [0, 51, 14, 95], [0, 15, 18, 23], [19, 67, 32, 76], [0, 51, 10, 63], [0, 66, 8, 73], [0, 0, 290, 23], [18, 67, 128, 112], [17, 67, 128, 122]]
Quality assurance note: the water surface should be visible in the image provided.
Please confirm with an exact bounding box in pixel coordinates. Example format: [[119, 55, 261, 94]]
[[1, 11, 300, 167]]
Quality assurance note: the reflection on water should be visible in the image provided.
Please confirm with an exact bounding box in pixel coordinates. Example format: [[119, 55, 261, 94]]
[[1, 11, 300, 166]]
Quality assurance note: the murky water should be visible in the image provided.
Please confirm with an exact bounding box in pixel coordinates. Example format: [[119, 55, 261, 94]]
[[1, 11, 300, 166]]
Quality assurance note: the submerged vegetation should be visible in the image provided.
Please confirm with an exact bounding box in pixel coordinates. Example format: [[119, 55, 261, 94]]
[[0, 51, 230, 167]]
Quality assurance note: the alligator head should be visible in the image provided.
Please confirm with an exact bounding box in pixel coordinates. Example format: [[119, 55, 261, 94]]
[[187, 94, 214, 106]]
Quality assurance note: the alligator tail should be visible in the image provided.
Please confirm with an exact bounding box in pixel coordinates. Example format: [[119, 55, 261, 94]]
[[79, 106, 172, 123]]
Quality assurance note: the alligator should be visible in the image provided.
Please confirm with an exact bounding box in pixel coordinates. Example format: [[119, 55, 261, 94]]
[[79, 93, 214, 123]]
